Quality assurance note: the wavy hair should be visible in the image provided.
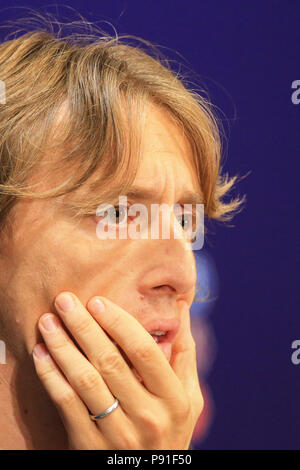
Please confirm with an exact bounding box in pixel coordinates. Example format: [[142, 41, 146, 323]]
[[0, 12, 245, 237]]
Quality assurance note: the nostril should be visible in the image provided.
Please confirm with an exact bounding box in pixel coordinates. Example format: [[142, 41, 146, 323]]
[[154, 285, 175, 293]]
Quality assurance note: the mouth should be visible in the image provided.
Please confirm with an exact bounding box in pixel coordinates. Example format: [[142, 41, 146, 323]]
[[112, 320, 180, 382], [147, 326, 179, 362], [148, 327, 178, 344]]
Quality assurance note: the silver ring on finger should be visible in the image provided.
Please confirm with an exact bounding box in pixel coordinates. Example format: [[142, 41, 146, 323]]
[[89, 398, 119, 421]]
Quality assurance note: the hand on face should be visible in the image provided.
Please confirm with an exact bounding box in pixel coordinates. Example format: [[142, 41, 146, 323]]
[[32, 291, 204, 450]]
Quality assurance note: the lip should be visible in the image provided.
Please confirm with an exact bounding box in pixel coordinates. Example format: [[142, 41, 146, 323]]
[[143, 318, 180, 345], [141, 318, 180, 364]]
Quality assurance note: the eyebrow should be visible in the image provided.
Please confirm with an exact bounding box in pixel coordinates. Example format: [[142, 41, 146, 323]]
[[123, 186, 204, 205]]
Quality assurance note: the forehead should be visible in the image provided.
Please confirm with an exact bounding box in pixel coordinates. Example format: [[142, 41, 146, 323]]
[[35, 101, 202, 212], [134, 103, 200, 195]]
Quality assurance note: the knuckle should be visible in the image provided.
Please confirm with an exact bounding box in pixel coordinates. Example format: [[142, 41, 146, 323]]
[[37, 363, 56, 382], [132, 342, 154, 363], [74, 369, 100, 392], [165, 392, 192, 421], [105, 314, 120, 331], [50, 338, 68, 354], [72, 316, 91, 336], [175, 399, 192, 421], [56, 388, 77, 408], [96, 350, 125, 375], [138, 408, 162, 436]]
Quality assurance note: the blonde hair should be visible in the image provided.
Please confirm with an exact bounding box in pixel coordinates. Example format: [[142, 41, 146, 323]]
[[0, 14, 245, 235]]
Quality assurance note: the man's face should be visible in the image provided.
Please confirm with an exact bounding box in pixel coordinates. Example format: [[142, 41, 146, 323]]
[[0, 103, 200, 364]]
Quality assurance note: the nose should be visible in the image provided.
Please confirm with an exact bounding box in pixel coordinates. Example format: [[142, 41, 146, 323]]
[[138, 209, 197, 299]]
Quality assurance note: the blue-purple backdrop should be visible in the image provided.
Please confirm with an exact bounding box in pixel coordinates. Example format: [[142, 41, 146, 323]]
[[0, 0, 299, 450]]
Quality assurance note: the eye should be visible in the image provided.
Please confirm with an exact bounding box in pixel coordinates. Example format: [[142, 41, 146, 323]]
[[111, 205, 128, 225], [96, 204, 129, 226], [174, 204, 203, 243], [174, 205, 193, 230], [179, 213, 192, 229]]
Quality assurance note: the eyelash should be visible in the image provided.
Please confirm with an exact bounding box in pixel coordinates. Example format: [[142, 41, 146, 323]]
[[94, 201, 133, 225], [94, 201, 198, 230]]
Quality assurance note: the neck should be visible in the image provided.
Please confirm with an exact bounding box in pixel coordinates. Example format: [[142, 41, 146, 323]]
[[0, 346, 68, 449]]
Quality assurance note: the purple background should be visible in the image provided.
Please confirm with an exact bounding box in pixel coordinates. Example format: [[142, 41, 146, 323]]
[[0, 1, 299, 449]]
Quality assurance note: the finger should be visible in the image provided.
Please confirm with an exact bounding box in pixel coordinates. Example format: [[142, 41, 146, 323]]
[[170, 301, 204, 417], [38, 313, 127, 429], [32, 342, 104, 449], [170, 301, 204, 416], [86, 296, 185, 400], [171, 301, 201, 391], [53, 292, 153, 415]]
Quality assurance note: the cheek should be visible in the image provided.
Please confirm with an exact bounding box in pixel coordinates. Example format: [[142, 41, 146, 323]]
[[13, 215, 144, 314], [35, 231, 138, 305]]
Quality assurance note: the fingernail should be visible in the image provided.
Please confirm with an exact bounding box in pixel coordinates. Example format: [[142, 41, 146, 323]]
[[89, 298, 105, 314], [55, 293, 75, 312], [33, 343, 49, 359], [41, 314, 58, 331]]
